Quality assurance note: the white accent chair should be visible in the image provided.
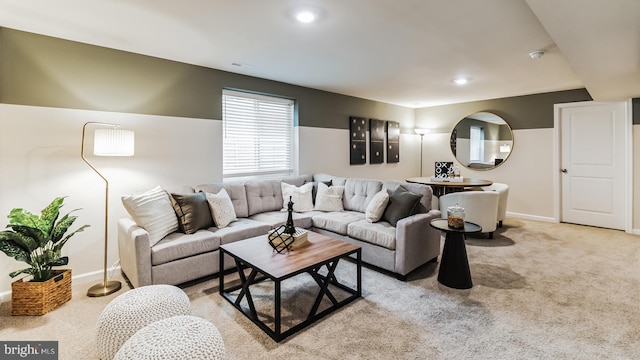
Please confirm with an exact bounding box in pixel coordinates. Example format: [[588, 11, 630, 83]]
[[481, 183, 509, 228], [439, 191, 500, 238]]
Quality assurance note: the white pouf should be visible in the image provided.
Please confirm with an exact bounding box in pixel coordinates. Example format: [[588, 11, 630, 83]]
[[113, 315, 225, 360], [96, 285, 191, 360]]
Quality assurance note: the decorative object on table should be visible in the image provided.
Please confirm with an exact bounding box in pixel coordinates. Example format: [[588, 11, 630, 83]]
[[447, 203, 465, 229], [81, 122, 134, 298], [267, 196, 308, 253], [0, 197, 89, 315], [369, 119, 385, 164], [349, 116, 367, 165], [386, 121, 400, 163], [435, 161, 454, 178], [414, 128, 430, 176]]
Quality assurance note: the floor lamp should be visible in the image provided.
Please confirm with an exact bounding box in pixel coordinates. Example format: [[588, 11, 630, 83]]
[[414, 128, 429, 177], [81, 122, 135, 297]]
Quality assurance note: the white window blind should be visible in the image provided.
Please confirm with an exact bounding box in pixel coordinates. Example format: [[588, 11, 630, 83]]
[[222, 90, 294, 179], [469, 126, 484, 162]]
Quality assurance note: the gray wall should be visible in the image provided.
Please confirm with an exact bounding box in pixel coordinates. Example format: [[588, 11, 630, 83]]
[[0, 28, 413, 128], [415, 89, 593, 131]]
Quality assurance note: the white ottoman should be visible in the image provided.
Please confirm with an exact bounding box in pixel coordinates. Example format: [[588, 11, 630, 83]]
[[113, 315, 225, 360], [96, 285, 191, 360]]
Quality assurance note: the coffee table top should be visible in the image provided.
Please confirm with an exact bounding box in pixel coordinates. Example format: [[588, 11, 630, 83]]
[[220, 231, 360, 279]]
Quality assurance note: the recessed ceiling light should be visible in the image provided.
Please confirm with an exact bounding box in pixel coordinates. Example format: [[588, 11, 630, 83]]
[[295, 10, 317, 23], [453, 78, 469, 85], [529, 50, 545, 59]]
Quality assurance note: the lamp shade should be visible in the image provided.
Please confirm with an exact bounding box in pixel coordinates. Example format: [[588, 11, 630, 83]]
[[414, 128, 430, 136], [500, 144, 511, 153], [94, 129, 135, 156]]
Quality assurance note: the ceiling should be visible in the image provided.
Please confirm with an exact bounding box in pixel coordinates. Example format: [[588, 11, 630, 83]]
[[0, 0, 638, 108]]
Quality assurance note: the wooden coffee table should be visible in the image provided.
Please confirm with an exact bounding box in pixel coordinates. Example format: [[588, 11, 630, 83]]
[[219, 231, 362, 342]]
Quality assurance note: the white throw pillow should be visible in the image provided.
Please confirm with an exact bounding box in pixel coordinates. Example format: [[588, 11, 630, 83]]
[[205, 189, 237, 228], [281, 182, 314, 212], [314, 182, 345, 212], [365, 189, 390, 223], [121, 186, 179, 246]]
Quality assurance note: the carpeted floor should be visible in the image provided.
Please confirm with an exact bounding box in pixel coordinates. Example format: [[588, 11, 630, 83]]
[[1, 218, 639, 359]]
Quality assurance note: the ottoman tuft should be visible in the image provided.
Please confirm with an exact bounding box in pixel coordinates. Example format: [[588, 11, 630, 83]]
[[96, 285, 191, 359], [114, 315, 225, 360]]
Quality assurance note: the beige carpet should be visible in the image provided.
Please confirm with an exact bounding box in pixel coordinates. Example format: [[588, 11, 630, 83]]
[[1, 218, 639, 359]]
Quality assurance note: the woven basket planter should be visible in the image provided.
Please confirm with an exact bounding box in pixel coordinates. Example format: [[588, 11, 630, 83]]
[[11, 269, 72, 316]]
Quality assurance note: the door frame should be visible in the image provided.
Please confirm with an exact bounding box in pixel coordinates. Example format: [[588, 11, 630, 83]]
[[553, 100, 633, 233]]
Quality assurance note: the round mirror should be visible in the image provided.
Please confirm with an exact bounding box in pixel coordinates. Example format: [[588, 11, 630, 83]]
[[450, 112, 513, 170]]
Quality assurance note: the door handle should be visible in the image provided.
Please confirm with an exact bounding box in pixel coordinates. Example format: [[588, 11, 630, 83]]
[[561, 169, 568, 173]]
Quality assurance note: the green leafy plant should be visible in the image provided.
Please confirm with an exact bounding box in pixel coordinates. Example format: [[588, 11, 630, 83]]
[[0, 197, 89, 282]]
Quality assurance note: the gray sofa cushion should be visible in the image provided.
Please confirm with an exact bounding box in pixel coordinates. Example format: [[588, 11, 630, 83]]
[[245, 179, 283, 216], [312, 211, 365, 235], [343, 178, 383, 212], [207, 218, 271, 245], [347, 220, 396, 250], [245, 175, 313, 216], [196, 182, 249, 218], [151, 230, 220, 266], [313, 173, 347, 186], [249, 210, 319, 229]]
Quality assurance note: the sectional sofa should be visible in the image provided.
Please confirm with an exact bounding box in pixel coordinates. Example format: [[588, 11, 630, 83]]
[[117, 173, 442, 288]]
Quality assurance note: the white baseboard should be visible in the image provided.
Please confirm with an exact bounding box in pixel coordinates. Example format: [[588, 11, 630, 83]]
[[506, 211, 556, 223], [0, 267, 120, 303], [631, 228, 640, 236]]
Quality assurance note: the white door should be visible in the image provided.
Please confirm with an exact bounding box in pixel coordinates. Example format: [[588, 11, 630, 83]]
[[559, 101, 628, 230]]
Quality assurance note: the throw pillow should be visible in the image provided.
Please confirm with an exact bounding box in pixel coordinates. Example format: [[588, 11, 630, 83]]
[[382, 186, 422, 226], [206, 189, 238, 229], [281, 182, 314, 212], [121, 186, 179, 246], [314, 182, 345, 212], [170, 192, 214, 234], [365, 189, 390, 223], [306, 180, 332, 204]]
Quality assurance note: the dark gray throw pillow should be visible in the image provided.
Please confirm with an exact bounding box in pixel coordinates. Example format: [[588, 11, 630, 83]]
[[382, 185, 422, 226], [307, 180, 332, 204], [170, 192, 214, 234]]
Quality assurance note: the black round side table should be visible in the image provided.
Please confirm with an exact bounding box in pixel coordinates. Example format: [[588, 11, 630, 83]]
[[430, 218, 482, 289]]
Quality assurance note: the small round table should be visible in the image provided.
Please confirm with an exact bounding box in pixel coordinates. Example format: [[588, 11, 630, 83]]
[[405, 177, 493, 197], [430, 218, 482, 289]]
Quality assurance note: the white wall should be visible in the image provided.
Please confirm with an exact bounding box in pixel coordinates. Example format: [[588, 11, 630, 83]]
[[0, 104, 221, 295], [421, 128, 555, 221], [298, 126, 421, 181], [0, 104, 423, 295]]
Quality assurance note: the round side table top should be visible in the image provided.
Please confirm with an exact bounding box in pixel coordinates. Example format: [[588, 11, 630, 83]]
[[430, 218, 482, 234]]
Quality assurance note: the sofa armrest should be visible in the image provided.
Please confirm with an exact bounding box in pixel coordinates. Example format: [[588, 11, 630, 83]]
[[117, 218, 153, 288], [394, 209, 442, 276]]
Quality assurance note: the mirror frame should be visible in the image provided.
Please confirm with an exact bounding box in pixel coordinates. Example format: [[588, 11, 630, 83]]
[[450, 111, 514, 170]]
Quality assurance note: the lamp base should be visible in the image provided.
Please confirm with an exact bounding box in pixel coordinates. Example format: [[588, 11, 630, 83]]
[[87, 280, 122, 297]]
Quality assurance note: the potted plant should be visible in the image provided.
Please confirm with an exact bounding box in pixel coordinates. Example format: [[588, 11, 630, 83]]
[[0, 197, 89, 315]]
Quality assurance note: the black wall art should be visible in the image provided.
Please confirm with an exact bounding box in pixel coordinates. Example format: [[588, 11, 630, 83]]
[[349, 116, 367, 165], [386, 121, 400, 163], [369, 119, 385, 164]]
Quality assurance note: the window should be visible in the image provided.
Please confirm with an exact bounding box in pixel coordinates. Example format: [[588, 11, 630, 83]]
[[222, 89, 295, 180], [469, 125, 484, 162]]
